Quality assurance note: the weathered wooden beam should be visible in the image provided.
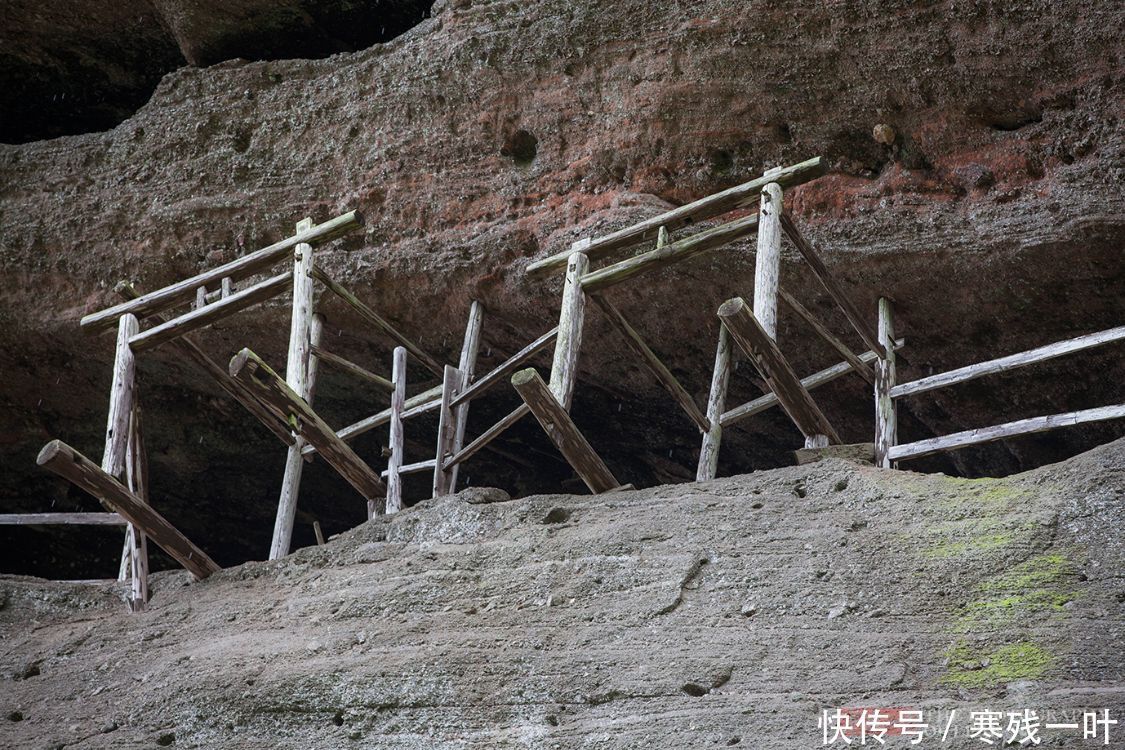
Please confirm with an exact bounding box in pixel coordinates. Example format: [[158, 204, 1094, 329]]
[[445, 404, 531, 468], [310, 344, 394, 392], [591, 294, 709, 432], [128, 272, 293, 353], [778, 287, 875, 385], [526, 156, 825, 276], [891, 324, 1125, 400], [448, 301, 485, 491], [550, 252, 589, 409], [123, 401, 149, 611], [82, 210, 363, 333], [385, 347, 406, 514], [102, 314, 138, 479], [781, 212, 884, 358], [383, 458, 436, 478], [718, 297, 841, 444], [0, 513, 127, 525], [754, 180, 783, 338], [450, 327, 559, 407], [37, 440, 220, 580], [301, 384, 444, 456], [432, 365, 466, 497], [889, 405, 1125, 462], [721, 338, 905, 428], [311, 265, 445, 377], [873, 298, 898, 468], [580, 214, 759, 293], [696, 322, 732, 481], [512, 368, 619, 493], [229, 348, 386, 505]]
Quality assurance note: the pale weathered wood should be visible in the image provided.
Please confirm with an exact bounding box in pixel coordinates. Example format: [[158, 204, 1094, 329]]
[[123, 402, 149, 611], [37, 440, 220, 579], [221, 277, 233, 298], [891, 324, 1125, 399], [549, 252, 590, 409], [512, 369, 619, 493], [385, 346, 407, 514], [229, 348, 386, 509], [287, 217, 316, 396], [445, 404, 531, 468], [656, 226, 669, 249], [718, 297, 841, 444], [781, 212, 884, 358], [526, 156, 824, 276], [778, 287, 875, 385], [448, 301, 485, 491], [873, 298, 898, 468], [115, 281, 295, 447], [311, 265, 445, 377], [128, 272, 293, 353], [383, 458, 436, 478], [310, 344, 394, 392], [592, 294, 709, 432], [754, 182, 783, 339], [450, 327, 559, 407], [195, 286, 207, 309], [82, 210, 363, 333], [0, 513, 127, 525], [721, 338, 905, 427], [889, 405, 1125, 462], [696, 322, 732, 481], [581, 214, 760, 293], [313, 520, 326, 546], [102, 314, 138, 479], [301, 384, 444, 456], [432, 365, 466, 497]]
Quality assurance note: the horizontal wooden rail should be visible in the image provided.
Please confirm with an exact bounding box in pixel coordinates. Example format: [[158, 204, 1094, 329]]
[[381, 459, 436, 478], [891, 325, 1125, 400], [527, 156, 824, 276], [0, 512, 127, 525], [888, 404, 1125, 462], [450, 327, 559, 407], [36, 440, 220, 579], [129, 273, 292, 353], [301, 384, 445, 457], [446, 403, 531, 468], [309, 344, 394, 392], [581, 214, 759, 293], [721, 338, 904, 428], [81, 210, 362, 333]]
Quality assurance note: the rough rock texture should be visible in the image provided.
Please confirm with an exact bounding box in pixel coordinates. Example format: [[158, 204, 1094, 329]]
[[1, 0, 1123, 574], [2, 442, 1124, 748]]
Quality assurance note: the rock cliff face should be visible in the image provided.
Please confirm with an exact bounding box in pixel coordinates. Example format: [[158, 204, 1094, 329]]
[[1, 443, 1123, 748], [0, 0, 1122, 575]]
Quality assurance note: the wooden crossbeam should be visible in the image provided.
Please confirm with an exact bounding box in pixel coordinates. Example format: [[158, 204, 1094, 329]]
[[450, 327, 559, 407], [526, 157, 824, 276], [301, 384, 444, 457], [591, 294, 709, 432], [512, 369, 618, 493], [778, 287, 875, 385], [129, 273, 292, 353], [229, 348, 386, 503], [580, 214, 759, 293], [82, 210, 362, 333], [36, 440, 220, 580], [889, 405, 1125, 462], [446, 404, 531, 468], [310, 344, 394, 392], [0, 513, 127, 525], [718, 297, 841, 444]]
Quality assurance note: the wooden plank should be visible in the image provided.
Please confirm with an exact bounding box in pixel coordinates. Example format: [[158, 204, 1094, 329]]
[[696, 322, 732, 481], [311, 265, 445, 377], [873, 298, 898, 468], [385, 346, 407, 514], [549, 252, 589, 409], [891, 324, 1125, 399], [718, 297, 841, 443], [721, 338, 904, 427], [310, 344, 394, 392], [781, 212, 884, 358], [301, 384, 444, 456], [779, 287, 875, 385], [124, 401, 149, 611], [754, 181, 783, 338], [115, 281, 294, 447], [37, 440, 220, 580], [383, 458, 436, 478], [102, 314, 138, 479], [581, 214, 759, 293], [313, 520, 325, 546], [448, 301, 485, 491], [445, 404, 531, 468], [81, 210, 363, 333], [229, 348, 386, 506], [0, 513, 128, 525], [450, 327, 559, 407], [432, 365, 466, 497], [526, 156, 825, 276], [128, 273, 293, 353], [591, 294, 709, 432], [512, 369, 619, 493], [889, 405, 1125, 462]]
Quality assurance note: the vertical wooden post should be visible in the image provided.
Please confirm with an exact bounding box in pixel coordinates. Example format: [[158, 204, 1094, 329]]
[[548, 250, 589, 410], [696, 322, 731, 481], [753, 177, 783, 339], [195, 286, 207, 309], [386, 346, 407, 514], [107, 314, 139, 582], [448, 301, 484, 491], [432, 365, 465, 498], [221, 277, 233, 298], [874, 297, 898, 468], [124, 402, 149, 611], [269, 217, 317, 560]]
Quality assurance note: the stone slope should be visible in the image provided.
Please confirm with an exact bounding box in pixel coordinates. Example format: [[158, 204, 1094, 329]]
[[1, 439, 1122, 748]]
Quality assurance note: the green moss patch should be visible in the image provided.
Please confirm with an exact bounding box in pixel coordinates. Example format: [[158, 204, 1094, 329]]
[[941, 641, 1052, 688]]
